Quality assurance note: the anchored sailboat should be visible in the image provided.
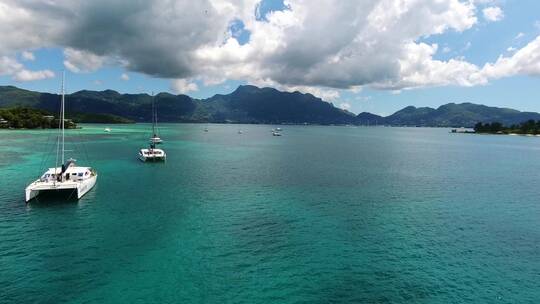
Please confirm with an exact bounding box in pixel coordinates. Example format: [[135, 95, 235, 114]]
[[25, 72, 98, 202], [139, 95, 166, 162]]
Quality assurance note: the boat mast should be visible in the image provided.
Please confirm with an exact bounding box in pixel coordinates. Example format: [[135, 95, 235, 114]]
[[53, 71, 66, 182], [61, 70, 65, 165], [152, 93, 156, 137]]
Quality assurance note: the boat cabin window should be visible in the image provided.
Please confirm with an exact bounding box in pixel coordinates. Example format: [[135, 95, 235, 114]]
[[78, 173, 83, 177]]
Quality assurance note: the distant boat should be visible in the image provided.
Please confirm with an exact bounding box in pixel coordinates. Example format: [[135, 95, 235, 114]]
[[104, 127, 111, 132], [25, 72, 98, 202], [272, 131, 282, 136], [149, 136, 163, 144], [238, 130, 243, 134], [275, 127, 282, 131], [450, 127, 474, 134], [204, 127, 209, 132], [139, 95, 166, 162]]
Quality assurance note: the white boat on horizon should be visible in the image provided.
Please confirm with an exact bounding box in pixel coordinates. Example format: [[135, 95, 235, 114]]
[[104, 127, 111, 132], [25, 72, 98, 202]]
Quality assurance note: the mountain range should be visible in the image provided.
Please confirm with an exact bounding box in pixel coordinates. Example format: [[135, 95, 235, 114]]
[[1, 85, 539, 127]]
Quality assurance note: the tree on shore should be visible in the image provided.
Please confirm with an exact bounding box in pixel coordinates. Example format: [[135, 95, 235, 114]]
[[474, 120, 540, 134], [0, 107, 76, 129]]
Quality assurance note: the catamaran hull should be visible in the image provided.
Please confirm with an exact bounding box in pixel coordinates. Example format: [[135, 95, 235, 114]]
[[25, 175, 97, 202], [138, 154, 166, 162]]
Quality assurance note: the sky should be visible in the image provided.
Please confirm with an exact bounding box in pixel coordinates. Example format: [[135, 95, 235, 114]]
[[0, 0, 539, 116]]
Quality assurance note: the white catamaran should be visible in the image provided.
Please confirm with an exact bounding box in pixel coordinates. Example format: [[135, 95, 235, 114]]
[[139, 95, 166, 162], [25, 73, 97, 202]]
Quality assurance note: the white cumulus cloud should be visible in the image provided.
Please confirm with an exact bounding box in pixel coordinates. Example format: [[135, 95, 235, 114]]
[[0, 55, 54, 82], [483, 6, 504, 22], [63, 48, 105, 73], [482, 36, 540, 79], [120, 73, 129, 81], [21, 51, 35, 61], [171, 79, 199, 94], [13, 69, 55, 82], [339, 102, 351, 110]]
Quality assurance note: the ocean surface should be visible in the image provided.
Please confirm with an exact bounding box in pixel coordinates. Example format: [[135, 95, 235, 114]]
[[1, 124, 540, 303]]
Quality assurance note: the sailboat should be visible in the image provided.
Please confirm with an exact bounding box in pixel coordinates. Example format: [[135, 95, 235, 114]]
[[25, 72, 98, 202], [139, 95, 166, 162]]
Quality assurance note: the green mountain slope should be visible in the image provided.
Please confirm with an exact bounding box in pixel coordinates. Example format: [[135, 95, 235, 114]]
[[384, 103, 540, 127], [1, 85, 538, 127]]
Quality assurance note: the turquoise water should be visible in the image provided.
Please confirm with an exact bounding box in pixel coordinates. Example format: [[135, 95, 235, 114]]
[[1, 124, 540, 303]]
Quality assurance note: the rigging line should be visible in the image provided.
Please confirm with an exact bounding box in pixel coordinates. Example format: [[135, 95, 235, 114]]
[[75, 127, 90, 164], [54, 71, 65, 184], [155, 96, 160, 136], [37, 127, 55, 178], [61, 70, 65, 165], [66, 187, 78, 201], [152, 92, 156, 136], [34, 125, 51, 176], [77, 129, 87, 163]]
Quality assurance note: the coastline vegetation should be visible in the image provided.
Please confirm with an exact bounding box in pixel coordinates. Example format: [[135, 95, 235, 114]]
[[0, 107, 74, 129], [0, 107, 133, 129], [474, 120, 540, 135]]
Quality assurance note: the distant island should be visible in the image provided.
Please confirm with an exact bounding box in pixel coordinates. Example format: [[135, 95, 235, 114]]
[[1, 85, 540, 127]]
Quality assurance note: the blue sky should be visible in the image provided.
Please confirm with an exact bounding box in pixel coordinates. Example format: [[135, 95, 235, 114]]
[[1, 0, 540, 116]]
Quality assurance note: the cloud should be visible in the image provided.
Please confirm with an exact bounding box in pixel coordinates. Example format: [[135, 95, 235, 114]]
[[482, 6, 504, 22], [0, 0, 537, 98], [339, 102, 351, 110], [0, 55, 54, 81], [171, 79, 198, 94], [377, 42, 487, 89], [21, 51, 35, 61], [63, 48, 105, 73], [283, 85, 340, 101], [482, 35, 540, 79], [195, 0, 480, 91], [515, 32, 525, 40], [120, 73, 129, 81], [0, 56, 21, 76], [13, 69, 54, 81]]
